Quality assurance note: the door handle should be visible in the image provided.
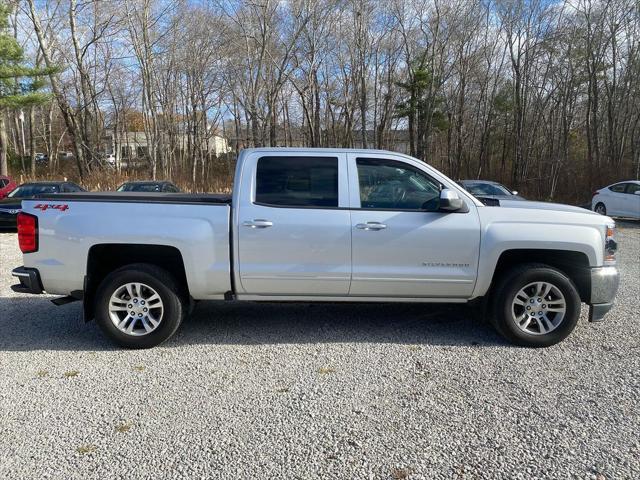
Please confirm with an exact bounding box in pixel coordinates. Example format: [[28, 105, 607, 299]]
[[243, 219, 273, 229], [356, 222, 387, 231]]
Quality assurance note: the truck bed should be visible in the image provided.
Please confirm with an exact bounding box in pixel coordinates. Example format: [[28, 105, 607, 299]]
[[34, 191, 232, 205]]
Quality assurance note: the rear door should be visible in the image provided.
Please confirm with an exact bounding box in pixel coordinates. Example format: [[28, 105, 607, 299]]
[[236, 152, 351, 296], [348, 153, 480, 298], [623, 183, 640, 218], [607, 183, 628, 215]]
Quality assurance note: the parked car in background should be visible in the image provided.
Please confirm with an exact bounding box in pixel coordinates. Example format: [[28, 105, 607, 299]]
[[592, 181, 640, 219], [458, 180, 525, 202], [0, 175, 17, 199], [0, 181, 85, 229], [116, 181, 181, 193], [104, 153, 116, 167], [35, 153, 49, 165]]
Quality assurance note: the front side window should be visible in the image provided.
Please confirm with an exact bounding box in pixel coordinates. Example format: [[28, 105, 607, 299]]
[[625, 183, 640, 195], [357, 158, 441, 211], [256, 156, 339, 208]]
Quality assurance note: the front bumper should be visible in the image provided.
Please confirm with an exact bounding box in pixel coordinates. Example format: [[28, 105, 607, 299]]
[[11, 266, 44, 294], [588, 266, 619, 322]]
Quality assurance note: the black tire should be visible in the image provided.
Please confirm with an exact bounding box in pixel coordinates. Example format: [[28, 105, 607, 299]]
[[94, 263, 185, 349], [491, 263, 581, 347], [594, 202, 607, 215]]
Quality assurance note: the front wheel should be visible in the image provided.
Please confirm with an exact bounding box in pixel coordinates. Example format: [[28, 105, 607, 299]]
[[94, 263, 185, 348], [491, 264, 581, 347]]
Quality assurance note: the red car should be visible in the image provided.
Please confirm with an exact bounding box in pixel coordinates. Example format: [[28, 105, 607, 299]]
[[0, 176, 17, 199]]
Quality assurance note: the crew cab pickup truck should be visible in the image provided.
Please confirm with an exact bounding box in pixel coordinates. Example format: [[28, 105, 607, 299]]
[[11, 148, 619, 348]]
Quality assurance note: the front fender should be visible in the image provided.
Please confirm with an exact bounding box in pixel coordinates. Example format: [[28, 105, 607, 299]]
[[473, 220, 603, 298]]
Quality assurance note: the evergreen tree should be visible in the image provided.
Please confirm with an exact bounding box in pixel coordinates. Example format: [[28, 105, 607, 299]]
[[0, 1, 53, 176]]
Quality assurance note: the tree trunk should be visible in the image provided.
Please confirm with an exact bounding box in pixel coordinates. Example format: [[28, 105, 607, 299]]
[[29, 107, 36, 176], [0, 114, 8, 176]]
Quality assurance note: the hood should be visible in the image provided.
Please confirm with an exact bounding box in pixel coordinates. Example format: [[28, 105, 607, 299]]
[[498, 199, 598, 215]]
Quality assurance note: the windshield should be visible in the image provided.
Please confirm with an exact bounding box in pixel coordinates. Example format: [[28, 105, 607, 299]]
[[8, 184, 60, 198], [464, 182, 512, 196], [117, 183, 162, 192]]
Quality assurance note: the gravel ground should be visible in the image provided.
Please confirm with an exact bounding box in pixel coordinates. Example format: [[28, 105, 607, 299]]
[[0, 223, 639, 480]]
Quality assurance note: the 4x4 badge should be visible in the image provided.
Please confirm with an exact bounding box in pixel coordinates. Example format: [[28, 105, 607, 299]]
[[34, 204, 69, 212]]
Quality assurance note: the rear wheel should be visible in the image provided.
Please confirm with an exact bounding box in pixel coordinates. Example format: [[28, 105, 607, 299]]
[[594, 202, 607, 215], [94, 263, 185, 348], [491, 264, 581, 347]]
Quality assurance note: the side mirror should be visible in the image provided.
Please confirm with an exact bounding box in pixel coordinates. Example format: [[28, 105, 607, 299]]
[[512, 190, 518, 195], [634, 190, 640, 196], [439, 189, 464, 212]]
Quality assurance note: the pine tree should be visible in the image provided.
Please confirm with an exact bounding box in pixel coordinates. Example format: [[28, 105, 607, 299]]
[[0, 2, 53, 176]]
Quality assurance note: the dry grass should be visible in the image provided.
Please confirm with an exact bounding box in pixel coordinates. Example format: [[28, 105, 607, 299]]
[[318, 366, 336, 375], [36, 370, 49, 378], [133, 365, 145, 372], [76, 445, 97, 455], [115, 422, 132, 433], [14, 155, 236, 194], [64, 370, 79, 378], [391, 466, 414, 479]]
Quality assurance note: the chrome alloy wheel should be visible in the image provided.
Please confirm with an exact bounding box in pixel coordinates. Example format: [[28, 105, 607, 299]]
[[108, 282, 164, 336], [511, 281, 566, 335], [595, 204, 606, 215]]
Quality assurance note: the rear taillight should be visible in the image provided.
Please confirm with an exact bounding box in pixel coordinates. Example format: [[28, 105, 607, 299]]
[[17, 212, 38, 253], [592, 190, 600, 197]]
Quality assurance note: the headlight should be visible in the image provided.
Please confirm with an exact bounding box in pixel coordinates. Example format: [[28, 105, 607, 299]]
[[604, 224, 617, 265]]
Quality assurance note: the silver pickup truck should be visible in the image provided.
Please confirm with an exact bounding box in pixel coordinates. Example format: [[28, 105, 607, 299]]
[[12, 148, 619, 348]]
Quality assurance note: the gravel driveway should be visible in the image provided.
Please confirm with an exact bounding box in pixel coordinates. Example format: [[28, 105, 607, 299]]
[[1, 223, 639, 479]]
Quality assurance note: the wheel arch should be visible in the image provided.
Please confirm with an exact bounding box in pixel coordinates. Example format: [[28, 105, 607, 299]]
[[485, 249, 592, 303], [84, 244, 188, 321]]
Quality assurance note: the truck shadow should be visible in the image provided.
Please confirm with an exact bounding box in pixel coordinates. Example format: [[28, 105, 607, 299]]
[[0, 296, 504, 351]]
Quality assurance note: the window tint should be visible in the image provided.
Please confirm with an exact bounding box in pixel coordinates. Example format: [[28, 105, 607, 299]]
[[8, 184, 60, 198], [0, 179, 7, 187], [610, 184, 627, 193], [625, 183, 640, 194], [465, 182, 512, 196], [357, 158, 441, 211], [118, 183, 162, 192], [165, 184, 180, 192], [256, 156, 339, 208]]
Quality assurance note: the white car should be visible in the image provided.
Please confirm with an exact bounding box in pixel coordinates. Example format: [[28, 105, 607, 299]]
[[592, 181, 640, 219]]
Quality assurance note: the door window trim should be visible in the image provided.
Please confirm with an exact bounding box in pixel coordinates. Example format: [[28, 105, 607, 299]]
[[252, 154, 347, 210], [352, 156, 445, 212]]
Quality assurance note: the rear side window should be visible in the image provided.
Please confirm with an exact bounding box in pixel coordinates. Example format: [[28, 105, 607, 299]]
[[609, 184, 627, 193], [255, 156, 339, 208]]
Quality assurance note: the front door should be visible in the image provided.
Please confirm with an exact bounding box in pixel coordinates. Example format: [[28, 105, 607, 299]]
[[348, 155, 481, 298], [237, 153, 351, 296]]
